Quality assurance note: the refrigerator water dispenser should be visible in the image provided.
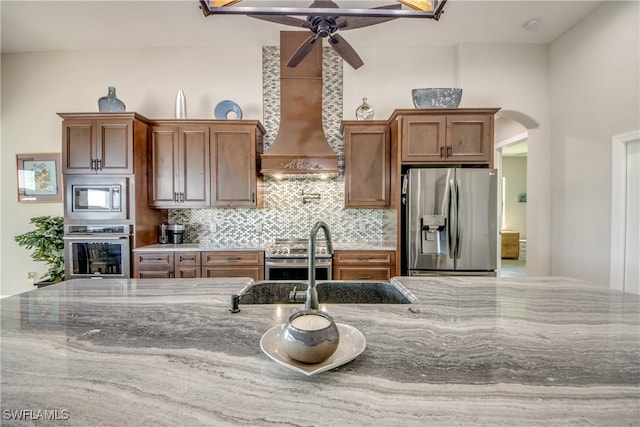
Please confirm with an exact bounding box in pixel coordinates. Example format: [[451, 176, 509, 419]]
[[421, 214, 446, 254]]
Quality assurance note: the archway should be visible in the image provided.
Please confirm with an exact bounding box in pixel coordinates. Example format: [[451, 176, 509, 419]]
[[495, 110, 550, 277]]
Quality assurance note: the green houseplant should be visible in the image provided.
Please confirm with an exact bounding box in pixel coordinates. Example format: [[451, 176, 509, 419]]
[[14, 215, 65, 283]]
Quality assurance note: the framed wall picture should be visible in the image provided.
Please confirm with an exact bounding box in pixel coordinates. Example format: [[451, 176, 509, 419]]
[[16, 153, 63, 203]]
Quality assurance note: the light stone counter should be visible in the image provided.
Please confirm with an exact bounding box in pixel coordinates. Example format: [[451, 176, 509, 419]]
[[1, 276, 638, 426], [133, 242, 397, 252]]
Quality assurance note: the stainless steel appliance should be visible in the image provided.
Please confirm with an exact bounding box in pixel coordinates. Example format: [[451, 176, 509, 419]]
[[167, 224, 185, 244], [404, 168, 498, 276], [64, 224, 131, 279], [65, 175, 129, 222], [265, 239, 332, 281], [158, 222, 169, 244]]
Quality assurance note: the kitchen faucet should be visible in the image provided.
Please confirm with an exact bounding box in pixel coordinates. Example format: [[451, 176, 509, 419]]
[[306, 221, 334, 310]]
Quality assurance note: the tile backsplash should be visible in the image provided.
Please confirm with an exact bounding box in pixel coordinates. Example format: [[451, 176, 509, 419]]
[[169, 44, 395, 246]]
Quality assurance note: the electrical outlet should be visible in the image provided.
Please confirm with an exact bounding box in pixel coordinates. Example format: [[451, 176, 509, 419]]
[[255, 222, 263, 233], [26, 272, 36, 285], [357, 223, 366, 232]]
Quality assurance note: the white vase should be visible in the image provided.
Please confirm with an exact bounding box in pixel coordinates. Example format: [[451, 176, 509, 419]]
[[175, 90, 187, 119]]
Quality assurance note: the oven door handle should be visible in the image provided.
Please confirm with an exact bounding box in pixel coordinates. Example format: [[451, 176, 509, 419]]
[[64, 235, 130, 240]]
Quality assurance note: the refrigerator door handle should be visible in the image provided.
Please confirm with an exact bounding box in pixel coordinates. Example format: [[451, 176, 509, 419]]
[[448, 178, 457, 260], [455, 178, 463, 259]]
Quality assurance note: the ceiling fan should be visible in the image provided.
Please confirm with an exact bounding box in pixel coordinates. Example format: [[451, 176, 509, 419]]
[[249, 1, 402, 70]]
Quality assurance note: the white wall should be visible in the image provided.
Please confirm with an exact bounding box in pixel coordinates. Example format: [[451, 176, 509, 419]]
[[502, 157, 527, 238], [550, 0, 640, 287]]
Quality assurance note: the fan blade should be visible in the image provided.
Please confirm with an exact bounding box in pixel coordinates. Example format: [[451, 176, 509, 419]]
[[287, 35, 320, 68], [328, 34, 364, 70], [341, 4, 402, 30], [248, 14, 309, 28]]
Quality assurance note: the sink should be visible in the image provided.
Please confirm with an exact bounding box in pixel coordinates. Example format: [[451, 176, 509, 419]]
[[237, 280, 417, 305]]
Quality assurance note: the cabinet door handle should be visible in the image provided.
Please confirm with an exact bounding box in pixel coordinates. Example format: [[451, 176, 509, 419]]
[[91, 159, 97, 170], [439, 147, 444, 158], [96, 158, 102, 170], [174, 192, 179, 203], [180, 192, 185, 203], [252, 192, 255, 203], [447, 146, 452, 156]]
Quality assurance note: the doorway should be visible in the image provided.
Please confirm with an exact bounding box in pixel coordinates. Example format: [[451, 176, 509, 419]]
[[497, 134, 528, 278], [611, 131, 640, 294]]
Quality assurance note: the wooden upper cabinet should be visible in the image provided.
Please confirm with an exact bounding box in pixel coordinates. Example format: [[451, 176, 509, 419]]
[[342, 121, 391, 207], [149, 123, 210, 208], [60, 113, 140, 174], [393, 108, 499, 166], [210, 123, 263, 208], [149, 120, 264, 209]]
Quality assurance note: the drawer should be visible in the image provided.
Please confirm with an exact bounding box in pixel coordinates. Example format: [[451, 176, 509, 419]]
[[333, 250, 395, 265], [202, 251, 264, 266], [202, 266, 263, 281], [175, 252, 201, 267], [334, 267, 392, 281], [134, 252, 174, 266]]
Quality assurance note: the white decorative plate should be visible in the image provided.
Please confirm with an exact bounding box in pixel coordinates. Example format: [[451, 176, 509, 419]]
[[260, 323, 366, 376]]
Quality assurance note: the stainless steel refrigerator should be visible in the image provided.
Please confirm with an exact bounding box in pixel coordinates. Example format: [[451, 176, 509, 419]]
[[404, 168, 498, 276]]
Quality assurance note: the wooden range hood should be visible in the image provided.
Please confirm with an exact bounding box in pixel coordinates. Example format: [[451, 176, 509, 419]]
[[261, 31, 339, 178]]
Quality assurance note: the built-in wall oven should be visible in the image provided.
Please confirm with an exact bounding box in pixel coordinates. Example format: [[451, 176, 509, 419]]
[[64, 175, 129, 222], [264, 239, 332, 281], [64, 224, 131, 279]]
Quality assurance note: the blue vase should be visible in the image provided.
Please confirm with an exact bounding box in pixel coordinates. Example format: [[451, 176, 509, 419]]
[[98, 86, 125, 112]]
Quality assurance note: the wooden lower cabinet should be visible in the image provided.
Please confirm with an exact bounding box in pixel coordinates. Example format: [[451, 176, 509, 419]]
[[133, 251, 201, 278], [333, 250, 396, 281], [201, 251, 264, 281]]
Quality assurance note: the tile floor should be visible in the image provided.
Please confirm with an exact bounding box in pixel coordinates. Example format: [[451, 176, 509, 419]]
[[500, 258, 526, 277]]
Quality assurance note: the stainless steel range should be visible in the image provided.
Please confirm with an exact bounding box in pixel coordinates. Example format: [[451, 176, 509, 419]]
[[264, 238, 332, 281]]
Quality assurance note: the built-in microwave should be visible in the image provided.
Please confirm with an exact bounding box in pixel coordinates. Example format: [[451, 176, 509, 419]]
[[65, 175, 129, 221]]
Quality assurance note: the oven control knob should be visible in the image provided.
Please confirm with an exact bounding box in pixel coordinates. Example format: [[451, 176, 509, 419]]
[[267, 247, 276, 255]]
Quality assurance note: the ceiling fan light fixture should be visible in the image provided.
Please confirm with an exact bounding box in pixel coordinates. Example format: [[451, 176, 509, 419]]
[[396, 0, 434, 12]]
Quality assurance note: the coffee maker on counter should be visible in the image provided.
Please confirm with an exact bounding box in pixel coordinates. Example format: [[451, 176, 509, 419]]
[[158, 223, 185, 244]]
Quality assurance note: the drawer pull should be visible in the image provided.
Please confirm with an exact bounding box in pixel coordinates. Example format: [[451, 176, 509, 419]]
[[359, 276, 372, 280], [228, 257, 242, 261]]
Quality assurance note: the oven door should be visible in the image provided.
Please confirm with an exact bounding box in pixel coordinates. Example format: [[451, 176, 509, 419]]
[[64, 235, 131, 279], [264, 257, 332, 281]]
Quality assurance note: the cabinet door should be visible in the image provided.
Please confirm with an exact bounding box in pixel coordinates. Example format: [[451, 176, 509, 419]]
[[62, 120, 95, 173], [401, 115, 446, 163], [149, 126, 180, 206], [175, 267, 201, 278], [446, 115, 492, 164], [62, 118, 132, 174], [96, 119, 133, 173], [179, 125, 210, 206], [149, 125, 210, 208], [210, 126, 257, 207], [343, 123, 390, 207]]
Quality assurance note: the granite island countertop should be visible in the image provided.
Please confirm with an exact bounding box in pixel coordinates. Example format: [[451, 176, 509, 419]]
[[1, 276, 638, 426]]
